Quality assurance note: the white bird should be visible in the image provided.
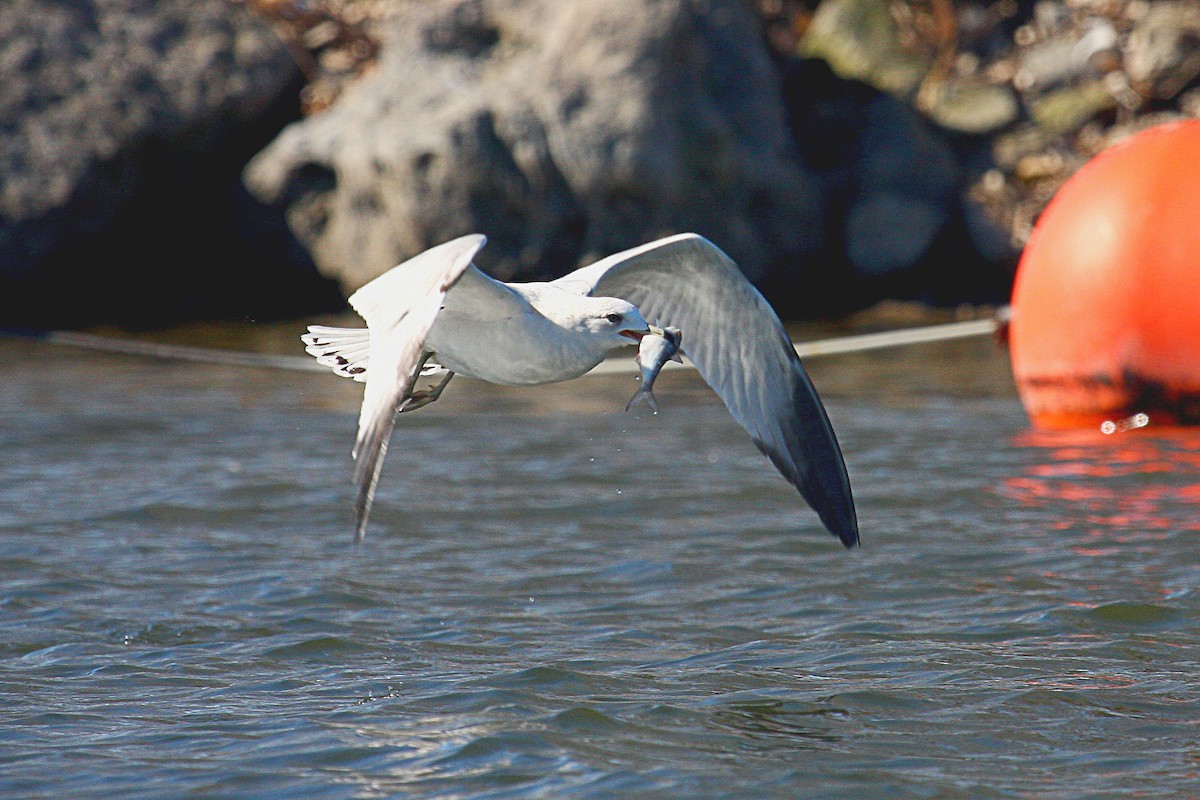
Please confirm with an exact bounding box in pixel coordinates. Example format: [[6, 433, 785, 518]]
[[302, 233, 859, 547]]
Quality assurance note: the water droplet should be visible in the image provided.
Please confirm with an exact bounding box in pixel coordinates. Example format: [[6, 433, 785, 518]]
[[1101, 413, 1150, 434]]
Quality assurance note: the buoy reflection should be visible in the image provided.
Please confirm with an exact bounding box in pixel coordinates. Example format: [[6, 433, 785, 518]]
[[1002, 427, 1200, 547]]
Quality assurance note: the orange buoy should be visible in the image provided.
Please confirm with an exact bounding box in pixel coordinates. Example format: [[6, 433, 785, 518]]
[[1009, 120, 1200, 429]]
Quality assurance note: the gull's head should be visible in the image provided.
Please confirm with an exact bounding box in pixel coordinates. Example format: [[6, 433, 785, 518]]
[[571, 297, 651, 346]]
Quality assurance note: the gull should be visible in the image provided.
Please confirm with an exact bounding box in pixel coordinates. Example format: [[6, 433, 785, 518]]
[[303, 233, 859, 547]]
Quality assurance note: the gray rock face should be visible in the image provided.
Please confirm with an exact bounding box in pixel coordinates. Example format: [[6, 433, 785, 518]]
[[245, 0, 822, 291], [0, 0, 1030, 326], [0, 0, 328, 324]]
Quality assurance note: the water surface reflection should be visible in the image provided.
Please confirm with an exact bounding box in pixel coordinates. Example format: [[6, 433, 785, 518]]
[[1005, 427, 1200, 540], [3, 329, 1199, 799]]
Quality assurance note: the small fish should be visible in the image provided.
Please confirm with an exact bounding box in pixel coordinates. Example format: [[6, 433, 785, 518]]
[[626, 326, 683, 413]]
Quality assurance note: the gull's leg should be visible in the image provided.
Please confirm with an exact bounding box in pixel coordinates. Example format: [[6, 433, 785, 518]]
[[399, 362, 455, 413], [393, 352, 433, 412]]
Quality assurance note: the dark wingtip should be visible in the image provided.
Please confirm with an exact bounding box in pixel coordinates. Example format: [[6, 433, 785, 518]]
[[823, 506, 860, 549], [352, 489, 369, 542], [753, 431, 860, 549], [810, 456, 859, 549], [787, 362, 860, 549]]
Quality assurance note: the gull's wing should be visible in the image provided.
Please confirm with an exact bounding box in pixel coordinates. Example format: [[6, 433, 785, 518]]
[[346, 233, 489, 540], [554, 234, 859, 547]]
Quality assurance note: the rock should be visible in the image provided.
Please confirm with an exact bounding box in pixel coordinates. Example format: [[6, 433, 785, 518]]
[[774, 55, 1012, 309], [844, 95, 960, 278], [991, 124, 1056, 171], [797, 0, 930, 96], [1029, 80, 1115, 134], [245, 0, 821, 292], [1013, 151, 1069, 183], [1013, 23, 1109, 91], [845, 192, 945, 277], [1125, 2, 1200, 98], [0, 0, 334, 325], [923, 79, 1020, 134]]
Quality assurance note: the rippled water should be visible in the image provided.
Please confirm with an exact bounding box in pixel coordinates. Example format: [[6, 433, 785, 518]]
[[2, 330, 1197, 799]]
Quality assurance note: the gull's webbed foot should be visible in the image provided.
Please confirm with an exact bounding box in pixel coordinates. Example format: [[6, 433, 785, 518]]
[[399, 369, 455, 413]]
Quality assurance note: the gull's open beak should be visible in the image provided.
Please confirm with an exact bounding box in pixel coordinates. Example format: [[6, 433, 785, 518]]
[[619, 324, 663, 342]]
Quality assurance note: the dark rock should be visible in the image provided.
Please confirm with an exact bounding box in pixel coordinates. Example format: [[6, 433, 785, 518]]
[[845, 94, 960, 278], [244, 0, 822, 292], [774, 56, 1012, 312], [0, 0, 340, 327]]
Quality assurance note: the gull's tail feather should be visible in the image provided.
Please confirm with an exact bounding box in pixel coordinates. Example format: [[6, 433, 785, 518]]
[[302, 326, 371, 382]]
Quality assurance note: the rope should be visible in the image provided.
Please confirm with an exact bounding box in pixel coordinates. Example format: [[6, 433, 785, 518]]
[[8, 316, 1001, 376], [586, 316, 1000, 375], [32, 330, 325, 373]]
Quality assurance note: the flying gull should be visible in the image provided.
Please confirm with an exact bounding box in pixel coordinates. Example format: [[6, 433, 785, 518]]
[[303, 233, 859, 547]]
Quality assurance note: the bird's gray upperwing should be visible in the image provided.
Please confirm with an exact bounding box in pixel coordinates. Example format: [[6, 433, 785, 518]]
[[346, 233, 489, 540], [440, 261, 531, 318], [553, 234, 859, 547]]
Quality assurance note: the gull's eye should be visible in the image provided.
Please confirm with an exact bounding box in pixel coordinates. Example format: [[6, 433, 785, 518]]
[[605, 313, 623, 324]]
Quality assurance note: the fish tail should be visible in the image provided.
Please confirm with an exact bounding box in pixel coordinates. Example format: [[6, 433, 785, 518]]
[[625, 385, 659, 413]]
